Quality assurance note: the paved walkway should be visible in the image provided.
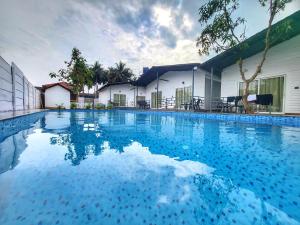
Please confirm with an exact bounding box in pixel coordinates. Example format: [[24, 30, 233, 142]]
[[0, 109, 47, 120]]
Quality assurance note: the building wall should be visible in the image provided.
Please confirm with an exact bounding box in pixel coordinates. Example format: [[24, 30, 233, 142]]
[[0, 56, 41, 112], [98, 84, 143, 107], [144, 69, 207, 108], [97, 69, 222, 109], [221, 35, 300, 113], [45, 86, 71, 109]]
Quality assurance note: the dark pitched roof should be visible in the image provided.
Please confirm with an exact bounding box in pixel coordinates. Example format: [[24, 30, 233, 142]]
[[42, 82, 72, 92], [136, 63, 201, 86], [97, 81, 133, 92], [201, 10, 300, 74]]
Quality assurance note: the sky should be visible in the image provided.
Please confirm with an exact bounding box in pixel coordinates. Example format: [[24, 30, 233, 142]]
[[0, 0, 299, 86]]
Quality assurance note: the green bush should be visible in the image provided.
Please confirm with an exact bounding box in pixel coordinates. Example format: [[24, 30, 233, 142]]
[[106, 103, 113, 110], [70, 102, 77, 109], [85, 103, 92, 109], [56, 103, 65, 110], [95, 103, 105, 110]]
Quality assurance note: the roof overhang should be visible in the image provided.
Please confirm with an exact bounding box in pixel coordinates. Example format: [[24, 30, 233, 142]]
[[97, 81, 133, 92], [136, 63, 201, 86], [201, 10, 300, 74]]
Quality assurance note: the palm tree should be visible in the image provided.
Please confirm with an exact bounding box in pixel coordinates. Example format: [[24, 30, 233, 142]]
[[91, 61, 108, 85], [107, 61, 134, 83]]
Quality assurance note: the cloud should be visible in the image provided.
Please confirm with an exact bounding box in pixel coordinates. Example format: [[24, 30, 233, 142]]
[[0, 0, 298, 86]]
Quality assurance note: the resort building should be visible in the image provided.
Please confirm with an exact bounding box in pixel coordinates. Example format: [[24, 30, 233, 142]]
[[201, 10, 300, 114], [97, 10, 300, 114], [98, 82, 139, 107], [42, 82, 74, 109], [98, 63, 221, 110]]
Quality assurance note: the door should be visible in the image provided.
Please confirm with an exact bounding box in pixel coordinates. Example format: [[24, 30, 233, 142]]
[[151, 91, 162, 108], [176, 86, 191, 108], [259, 76, 284, 112], [113, 94, 126, 106]]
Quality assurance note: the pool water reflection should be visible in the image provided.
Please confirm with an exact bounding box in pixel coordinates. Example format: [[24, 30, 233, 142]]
[[0, 110, 299, 225]]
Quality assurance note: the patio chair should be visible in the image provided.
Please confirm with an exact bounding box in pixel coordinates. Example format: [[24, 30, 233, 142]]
[[194, 99, 204, 111], [137, 100, 150, 109], [222, 96, 236, 113]]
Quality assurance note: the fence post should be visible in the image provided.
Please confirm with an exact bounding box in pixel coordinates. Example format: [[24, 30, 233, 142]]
[[11, 63, 16, 111]]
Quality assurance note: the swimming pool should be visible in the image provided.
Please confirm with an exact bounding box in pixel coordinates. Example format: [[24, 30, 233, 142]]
[[0, 110, 299, 225]]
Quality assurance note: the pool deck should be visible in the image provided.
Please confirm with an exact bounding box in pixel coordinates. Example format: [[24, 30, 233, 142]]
[[0, 109, 47, 121]]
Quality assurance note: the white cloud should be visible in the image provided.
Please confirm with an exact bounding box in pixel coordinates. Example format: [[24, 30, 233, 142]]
[[0, 0, 298, 86], [153, 5, 173, 27]]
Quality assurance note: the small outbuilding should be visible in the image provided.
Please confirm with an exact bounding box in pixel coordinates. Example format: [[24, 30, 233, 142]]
[[42, 82, 74, 109]]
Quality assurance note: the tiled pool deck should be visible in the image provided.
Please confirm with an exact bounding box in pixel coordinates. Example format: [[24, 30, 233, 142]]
[[0, 109, 300, 127], [0, 109, 47, 120]]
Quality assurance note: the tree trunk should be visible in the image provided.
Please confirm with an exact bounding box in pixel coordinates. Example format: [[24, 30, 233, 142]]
[[242, 81, 251, 114]]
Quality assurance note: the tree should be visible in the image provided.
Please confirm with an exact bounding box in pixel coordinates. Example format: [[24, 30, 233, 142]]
[[90, 61, 108, 85], [49, 48, 92, 94], [197, 0, 292, 113], [107, 61, 134, 83]]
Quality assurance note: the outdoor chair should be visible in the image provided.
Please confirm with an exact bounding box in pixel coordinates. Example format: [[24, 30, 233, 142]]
[[222, 96, 235, 113], [137, 100, 150, 109], [194, 99, 204, 111]]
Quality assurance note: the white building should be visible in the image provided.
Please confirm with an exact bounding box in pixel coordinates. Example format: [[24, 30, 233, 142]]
[[201, 10, 300, 114], [98, 11, 300, 114], [98, 82, 139, 107], [98, 64, 221, 109], [43, 82, 72, 109]]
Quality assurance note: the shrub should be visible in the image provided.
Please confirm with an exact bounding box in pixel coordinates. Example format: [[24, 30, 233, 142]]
[[106, 103, 113, 110], [70, 102, 77, 109], [85, 103, 92, 109], [95, 103, 105, 110], [56, 103, 65, 110]]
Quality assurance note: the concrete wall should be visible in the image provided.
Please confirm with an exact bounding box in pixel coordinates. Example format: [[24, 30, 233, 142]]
[[0, 56, 41, 112], [221, 35, 300, 114], [45, 85, 71, 109]]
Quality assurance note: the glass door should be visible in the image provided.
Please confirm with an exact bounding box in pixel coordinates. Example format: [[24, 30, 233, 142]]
[[259, 76, 284, 112], [176, 86, 192, 108], [113, 94, 126, 106], [151, 91, 162, 108]]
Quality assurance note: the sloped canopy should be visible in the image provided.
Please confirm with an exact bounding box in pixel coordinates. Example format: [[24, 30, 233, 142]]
[[135, 63, 201, 86]]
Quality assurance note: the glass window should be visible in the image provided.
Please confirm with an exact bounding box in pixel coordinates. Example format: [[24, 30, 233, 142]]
[[113, 94, 126, 106], [176, 86, 192, 108], [259, 76, 284, 112], [151, 91, 162, 108]]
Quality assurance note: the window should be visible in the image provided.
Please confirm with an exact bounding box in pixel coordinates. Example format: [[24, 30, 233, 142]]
[[239, 80, 258, 96], [113, 94, 126, 106], [260, 76, 284, 112], [176, 86, 192, 108], [238, 76, 285, 112], [151, 91, 162, 108]]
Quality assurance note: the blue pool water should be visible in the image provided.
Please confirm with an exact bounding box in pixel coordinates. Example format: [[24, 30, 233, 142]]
[[0, 110, 299, 225]]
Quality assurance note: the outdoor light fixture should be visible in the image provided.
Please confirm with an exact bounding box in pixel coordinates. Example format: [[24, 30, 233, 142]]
[[193, 66, 198, 71]]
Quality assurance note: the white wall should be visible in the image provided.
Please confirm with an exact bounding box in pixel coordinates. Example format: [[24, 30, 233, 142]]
[[97, 69, 221, 109], [144, 70, 207, 108], [221, 35, 300, 114], [45, 85, 70, 109], [98, 84, 144, 107]]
